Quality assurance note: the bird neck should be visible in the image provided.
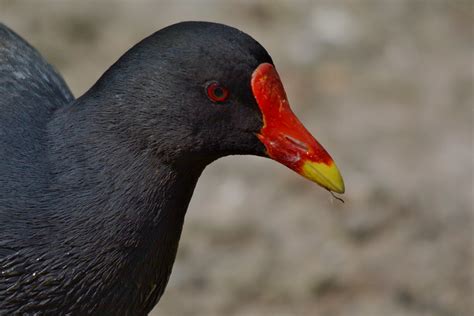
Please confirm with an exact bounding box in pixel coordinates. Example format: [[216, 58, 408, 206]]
[[43, 103, 205, 313]]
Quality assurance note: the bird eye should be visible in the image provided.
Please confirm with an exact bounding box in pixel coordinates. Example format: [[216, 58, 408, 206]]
[[206, 82, 229, 103]]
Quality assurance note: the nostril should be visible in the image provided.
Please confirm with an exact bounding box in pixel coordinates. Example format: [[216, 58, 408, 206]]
[[284, 135, 309, 152]]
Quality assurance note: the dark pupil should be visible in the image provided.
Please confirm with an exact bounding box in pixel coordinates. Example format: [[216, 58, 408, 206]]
[[213, 87, 224, 98]]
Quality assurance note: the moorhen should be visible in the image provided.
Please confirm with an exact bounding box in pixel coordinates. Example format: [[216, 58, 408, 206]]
[[0, 21, 344, 314]]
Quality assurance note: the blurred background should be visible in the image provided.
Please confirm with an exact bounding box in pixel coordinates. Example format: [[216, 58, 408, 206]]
[[1, 0, 472, 315]]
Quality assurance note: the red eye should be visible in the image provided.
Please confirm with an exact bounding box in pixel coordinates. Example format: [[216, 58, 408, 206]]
[[206, 82, 229, 103]]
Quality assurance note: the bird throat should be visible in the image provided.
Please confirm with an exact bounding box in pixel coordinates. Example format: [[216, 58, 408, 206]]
[[31, 110, 207, 314]]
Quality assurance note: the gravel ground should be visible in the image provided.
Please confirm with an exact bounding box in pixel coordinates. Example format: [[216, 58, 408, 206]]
[[1, 1, 472, 315]]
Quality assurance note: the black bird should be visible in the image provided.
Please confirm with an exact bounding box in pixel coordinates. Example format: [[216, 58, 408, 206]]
[[0, 21, 344, 314]]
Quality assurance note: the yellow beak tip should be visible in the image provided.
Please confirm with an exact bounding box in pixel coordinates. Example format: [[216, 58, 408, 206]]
[[301, 161, 345, 194], [332, 181, 345, 194]]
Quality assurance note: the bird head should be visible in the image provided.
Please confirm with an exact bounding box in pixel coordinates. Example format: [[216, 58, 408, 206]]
[[92, 21, 344, 194]]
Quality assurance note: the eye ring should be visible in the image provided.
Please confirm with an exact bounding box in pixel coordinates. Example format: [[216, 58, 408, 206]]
[[206, 81, 229, 103]]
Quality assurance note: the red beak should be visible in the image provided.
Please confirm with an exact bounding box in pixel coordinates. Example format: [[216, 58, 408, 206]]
[[251, 63, 344, 193]]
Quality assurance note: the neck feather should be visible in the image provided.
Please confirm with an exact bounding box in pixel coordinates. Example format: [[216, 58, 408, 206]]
[[17, 101, 204, 314]]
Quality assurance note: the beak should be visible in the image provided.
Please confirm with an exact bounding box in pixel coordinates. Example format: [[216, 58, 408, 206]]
[[251, 63, 345, 194]]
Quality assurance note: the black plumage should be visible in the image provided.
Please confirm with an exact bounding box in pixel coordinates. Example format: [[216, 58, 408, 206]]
[[0, 22, 272, 314], [0, 20, 347, 314]]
